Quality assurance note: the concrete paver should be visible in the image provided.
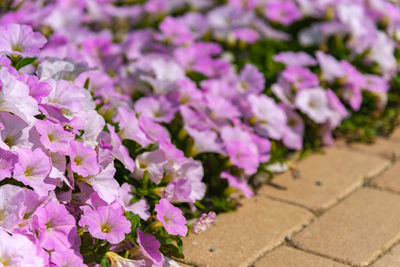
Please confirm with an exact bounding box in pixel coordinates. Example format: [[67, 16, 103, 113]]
[[181, 196, 313, 267], [258, 148, 390, 212], [254, 246, 348, 267], [292, 188, 400, 266]]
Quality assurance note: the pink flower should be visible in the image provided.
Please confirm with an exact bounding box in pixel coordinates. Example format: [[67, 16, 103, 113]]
[[282, 106, 305, 150], [35, 120, 74, 153], [237, 64, 265, 94], [159, 16, 194, 45], [281, 66, 319, 89], [33, 201, 79, 251], [119, 183, 150, 220], [68, 140, 100, 177], [233, 28, 260, 43], [0, 184, 25, 232], [79, 204, 131, 244], [0, 24, 46, 57], [88, 163, 120, 204], [247, 94, 287, 140], [155, 198, 187, 236], [51, 249, 85, 267], [192, 212, 216, 234], [0, 68, 38, 123], [134, 230, 164, 264], [0, 111, 30, 150], [265, 1, 302, 25], [135, 96, 177, 123], [0, 229, 45, 267], [0, 148, 16, 180], [221, 172, 254, 198], [295, 88, 332, 123], [13, 148, 54, 196], [273, 51, 317, 66]]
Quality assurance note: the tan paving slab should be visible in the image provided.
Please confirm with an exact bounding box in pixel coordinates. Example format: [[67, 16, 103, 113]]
[[349, 138, 400, 160], [372, 243, 400, 267], [254, 246, 348, 267], [371, 162, 400, 193], [292, 188, 400, 266], [258, 147, 390, 212], [181, 196, 313, 267]]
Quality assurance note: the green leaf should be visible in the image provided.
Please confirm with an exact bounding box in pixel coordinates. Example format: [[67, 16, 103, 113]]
[[15, 57, 36, 70], [100, 256, 110, 267], [124, 211, 141, 232], [84, 78, 91, 89]]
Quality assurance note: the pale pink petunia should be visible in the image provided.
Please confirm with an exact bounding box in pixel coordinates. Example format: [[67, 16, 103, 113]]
[[13, 148, 54, 196], [0, 67, 38, 123], [33, 201, 79, 251], [79, 203, 131, 244], [155, 198, 187, 236], [0, 184, 25, 232], [0, 229, 45, 267], [295, 88, 332, 123], [221, 172, 254, 198], [35, 119, 74, 153], [0, 24, 46, 57], [68, 140, 100, 177], [118, 183, 150, 220]]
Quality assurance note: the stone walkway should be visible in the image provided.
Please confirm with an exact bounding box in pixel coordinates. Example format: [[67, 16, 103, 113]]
[[178, 129, 400, 267]]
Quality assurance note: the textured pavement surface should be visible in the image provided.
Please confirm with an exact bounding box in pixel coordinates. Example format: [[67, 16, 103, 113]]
[[178, 129, 400, 267]]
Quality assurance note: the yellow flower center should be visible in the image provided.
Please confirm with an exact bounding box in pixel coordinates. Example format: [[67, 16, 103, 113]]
[[101, 224, 112, 233]]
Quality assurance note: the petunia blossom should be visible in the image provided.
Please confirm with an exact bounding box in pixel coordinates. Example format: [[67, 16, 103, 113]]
[[155, 198, 187, 236], [79, 203, 131, 244]]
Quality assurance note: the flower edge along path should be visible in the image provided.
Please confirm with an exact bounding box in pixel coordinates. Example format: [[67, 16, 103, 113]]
[[0, 0, 399, 266]]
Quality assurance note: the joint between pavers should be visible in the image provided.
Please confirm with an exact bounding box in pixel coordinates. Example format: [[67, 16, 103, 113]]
[[367, 239, 400, 267], [246, 214, 316, 267], [259, 194, 318, 216], [286, 241, 354, 266]]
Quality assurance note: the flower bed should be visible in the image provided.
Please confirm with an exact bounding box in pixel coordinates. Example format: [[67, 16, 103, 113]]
[[0, 0, 399, 266]]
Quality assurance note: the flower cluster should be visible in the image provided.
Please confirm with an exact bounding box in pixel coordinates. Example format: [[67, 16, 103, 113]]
[[0, 0, 399, 266]]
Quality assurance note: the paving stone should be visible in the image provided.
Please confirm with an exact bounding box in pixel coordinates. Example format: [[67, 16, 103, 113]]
[[371, 162, 400, 193], [258, 147, 390, 212], [349, 138, 400, 160], [254, 246, 348, 267], [292, 188, 400, 266], [181, 196, 313, 267], [372, 243, 400, 267]]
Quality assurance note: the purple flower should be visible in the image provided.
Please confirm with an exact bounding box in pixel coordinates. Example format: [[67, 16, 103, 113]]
[[35, 120, 74, 153], [316, 51, 345, 82], [282, 106, 305, 150], [220, 126, 261, 175], [33, 201, 78, 251], [295, 87, 332, 123], [221, 172, 254, 198], [13, 148, 54, 196], [135, 96, 177, 123], [159, 16, 194, 45], [67, 140, 100, 177], [281, 66, 319, 89], [134, 230, 164, 264], [247, 94, 287, 140], [0, 229, 45, 267], [192, 211, 216, 234], [155, 198, 187, 236], [265, 1, 302, 25], [51, 249, 85, 267], [79, 203, 131, 244], [237, 64, 265, 94], [0, 184, 25, 232], [0, 24, 46, 57], [0, 148, 16, 180], [119, 183, 150, 220], [273, 51, 317, 66], [233, 28, 260, 43]]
